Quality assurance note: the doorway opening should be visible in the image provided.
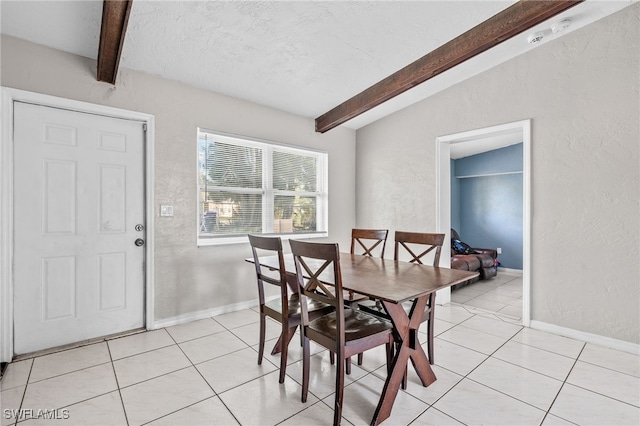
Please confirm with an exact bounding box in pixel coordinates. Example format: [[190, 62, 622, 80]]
[[436, 120, 531, 326]]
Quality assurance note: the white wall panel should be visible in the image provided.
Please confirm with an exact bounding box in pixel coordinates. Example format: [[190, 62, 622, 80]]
[[98, 252, 126, 311], [42, 256, 76, 321], [43, 159, 76, 235], [43, 123, 76, 146], [99, 164, 126, 234]]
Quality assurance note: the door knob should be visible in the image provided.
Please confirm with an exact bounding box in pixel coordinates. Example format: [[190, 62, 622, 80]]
[[134, 238, 145, 247]]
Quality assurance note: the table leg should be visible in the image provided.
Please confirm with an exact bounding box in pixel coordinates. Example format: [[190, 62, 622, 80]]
[[270, 325, 298, 355], [371, 297, 437, 425], [268, 272, 302, 355]]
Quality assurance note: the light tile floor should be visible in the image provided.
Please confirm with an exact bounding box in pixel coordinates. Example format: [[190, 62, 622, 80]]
[[451, 271, 524, 321], [1, 305, 638, 426]]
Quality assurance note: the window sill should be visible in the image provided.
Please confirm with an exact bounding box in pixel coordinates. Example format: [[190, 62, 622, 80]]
[[197, 232, 328, 247]]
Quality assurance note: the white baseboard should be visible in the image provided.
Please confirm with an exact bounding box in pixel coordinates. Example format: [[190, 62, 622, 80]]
[[530, 320, 640, 355], [498, 267, 523, 275], [153, 297, 276, 329]]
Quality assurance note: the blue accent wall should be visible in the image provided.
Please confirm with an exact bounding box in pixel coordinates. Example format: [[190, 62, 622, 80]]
[[452, 143, 523, 269]]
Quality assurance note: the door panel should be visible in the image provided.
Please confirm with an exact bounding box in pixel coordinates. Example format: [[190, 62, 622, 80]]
[[13, 102, 145, 354]]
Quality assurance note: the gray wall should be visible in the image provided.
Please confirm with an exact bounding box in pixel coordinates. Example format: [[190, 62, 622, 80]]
[[454, 144, 523, 269], [1, 36, 357, 323], [356, 5, 639, 344]]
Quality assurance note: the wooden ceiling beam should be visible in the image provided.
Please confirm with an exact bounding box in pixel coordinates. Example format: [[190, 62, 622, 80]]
[[97, 0, 133, 84], [315, 0, 583, 133]]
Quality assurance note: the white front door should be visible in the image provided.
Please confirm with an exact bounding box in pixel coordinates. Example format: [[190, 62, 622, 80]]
[[13, 102, 146, 354]]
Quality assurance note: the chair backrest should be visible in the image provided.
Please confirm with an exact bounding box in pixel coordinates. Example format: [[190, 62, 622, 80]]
[[350, 229, 388, 258], [394, 231, 445, 266], [289, 240, 344, 345], [248, 234, 291, 316]]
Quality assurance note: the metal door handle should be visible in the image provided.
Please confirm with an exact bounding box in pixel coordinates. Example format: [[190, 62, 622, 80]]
[[135, 238, 145, 247]]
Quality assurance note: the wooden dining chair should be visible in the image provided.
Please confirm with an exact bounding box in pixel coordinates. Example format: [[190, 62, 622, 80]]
[[343, 229, 389, 305], [394, 231, 445, 366], [248, 234, 333, 383], [349, 228, 389, 367], [290, 239, 394, 426], [350, 228, 389, 258]]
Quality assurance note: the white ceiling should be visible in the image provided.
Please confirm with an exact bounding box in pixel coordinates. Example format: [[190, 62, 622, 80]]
[[0, 0, 634, 134]]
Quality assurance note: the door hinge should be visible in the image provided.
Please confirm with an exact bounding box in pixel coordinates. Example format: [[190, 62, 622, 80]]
[[143, 123, 147, 132]]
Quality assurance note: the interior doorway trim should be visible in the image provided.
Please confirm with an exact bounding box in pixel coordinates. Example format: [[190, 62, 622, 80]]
[[436, 119, 531, 326], [0, 87, 156, 362]]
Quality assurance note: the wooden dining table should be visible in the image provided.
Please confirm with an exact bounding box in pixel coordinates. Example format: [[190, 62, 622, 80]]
[[249, 252, 478, 425]]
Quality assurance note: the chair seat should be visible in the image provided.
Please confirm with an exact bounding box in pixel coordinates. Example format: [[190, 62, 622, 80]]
[[265, 294, 333, 319], [308, 308, 393, 342]]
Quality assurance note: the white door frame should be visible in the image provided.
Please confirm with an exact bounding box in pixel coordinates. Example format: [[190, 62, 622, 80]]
[[1, 88, 156, 362], [435, 119, 531, 326]]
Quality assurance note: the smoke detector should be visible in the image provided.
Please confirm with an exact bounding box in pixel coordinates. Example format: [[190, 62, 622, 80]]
[[552, 18, 572, 34], [527, 31, 545, 44]]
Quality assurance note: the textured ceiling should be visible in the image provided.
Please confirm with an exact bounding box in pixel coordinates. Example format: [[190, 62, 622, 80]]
[[0, 1, 634, 130], [121, 1, 512, 120]]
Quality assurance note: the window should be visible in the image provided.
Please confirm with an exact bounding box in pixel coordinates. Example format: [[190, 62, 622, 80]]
[[197, 129, 328, 245]]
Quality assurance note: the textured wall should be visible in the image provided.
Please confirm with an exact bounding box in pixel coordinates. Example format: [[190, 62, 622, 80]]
[[1, 36, 357, 322], [356, 5, 639, 343]]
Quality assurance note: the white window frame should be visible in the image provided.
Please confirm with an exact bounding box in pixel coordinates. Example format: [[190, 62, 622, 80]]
[[197, 129, 328, 246]]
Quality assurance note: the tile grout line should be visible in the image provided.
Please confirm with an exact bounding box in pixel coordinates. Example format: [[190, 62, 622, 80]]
[[161, 325, 242, 425], [421, 319, 534, 425], [25, 359, 113, 385], [350, 339, 472, 424], [106, 342, 131, 426], [207, 314, 351, 424], [12, 357, 33, 426], [538, 341, 587, 425], [15, 351, 126, 424], [114, 327, 231, 425]]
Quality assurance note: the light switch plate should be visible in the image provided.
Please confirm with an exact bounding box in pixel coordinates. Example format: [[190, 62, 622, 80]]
[[160, 205, 174, 217]]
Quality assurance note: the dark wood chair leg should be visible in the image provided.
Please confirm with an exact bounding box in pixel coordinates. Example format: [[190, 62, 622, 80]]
[[301, 336, 310, 402], [346, 357, 351, 375], [279, 324, 291, 383], [334, 350, 345, 426], [258, 312, 266, 365], [357, 353, 363, 365], [427, 309, 435, 365], [330, 351, 335, 365]]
